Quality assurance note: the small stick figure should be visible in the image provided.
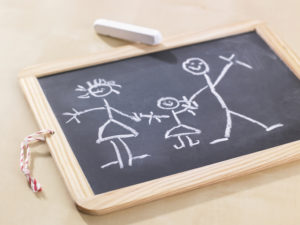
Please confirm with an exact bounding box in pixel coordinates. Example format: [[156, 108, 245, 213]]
[[63, 78, 150, 169], [156, 96, 201, 149], [182, 55, 283, 144]]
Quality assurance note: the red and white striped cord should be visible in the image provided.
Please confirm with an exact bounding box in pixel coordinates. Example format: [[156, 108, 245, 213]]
[[20, 129, 55, 192]]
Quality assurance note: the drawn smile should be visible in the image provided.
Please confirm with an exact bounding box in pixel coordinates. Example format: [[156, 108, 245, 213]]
[[188, 64, 203, 70], [164, 101, 175, 106], [93, 88, 106, 93], [88, 86, 113, 97]]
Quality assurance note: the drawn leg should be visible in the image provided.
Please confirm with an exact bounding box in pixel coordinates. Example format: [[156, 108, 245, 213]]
[[229, 110, 283, 131], [118, 138, 133, 166], [118, 138, 150, 166], [203, 74, 232, 145], [174, 136, 185, 149], [210, 109, 231, 145], [101, 140, 124, 169], [186, 136, 200, 147]]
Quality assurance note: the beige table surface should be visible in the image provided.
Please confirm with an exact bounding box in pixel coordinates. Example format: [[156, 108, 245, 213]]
[[1, 0, 300, 224]]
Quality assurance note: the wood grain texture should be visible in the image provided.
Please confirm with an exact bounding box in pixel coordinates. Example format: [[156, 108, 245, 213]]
[[77, 140, 300, 215], [19, 77, 94, 200], [19, 20, 260, 79], [18, 20, 300, 215], [256, 23, 300, 79]]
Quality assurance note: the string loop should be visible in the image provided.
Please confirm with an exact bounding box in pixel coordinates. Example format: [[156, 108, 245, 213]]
[[20, 129, 55, 192]]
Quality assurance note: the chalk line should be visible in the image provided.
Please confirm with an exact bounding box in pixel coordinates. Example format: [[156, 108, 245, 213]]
[[132, 154, 151, 160], [139, 112, 170, 124], [186, 136, 200, 147], [229, 110, 269, 129], [110, 140, 124, 169], [63, 107, 105, 124], [101, 161, 119, 169], [119, 138, 133, 166], [204, 73, 233, 139], [210, 138, 228, 145], [235, 60, 253, 69], [213, 62, 234, 87], [266, 124, 284, 131], [174, 136, 185, 149]]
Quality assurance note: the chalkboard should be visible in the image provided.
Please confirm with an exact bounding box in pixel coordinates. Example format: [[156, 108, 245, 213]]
[[19, 21, 300, 214], [38, 31, 300, 195]]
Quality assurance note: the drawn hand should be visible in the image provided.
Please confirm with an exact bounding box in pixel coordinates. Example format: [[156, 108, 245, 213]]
[[63, 108, 81, 124], [109, 107, 141, 122], [179, 96, 199, 116], [181, 101, 198, 110], [132, 112, 142, 122]]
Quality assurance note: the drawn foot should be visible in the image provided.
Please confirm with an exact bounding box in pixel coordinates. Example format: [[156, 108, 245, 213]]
[[174, 144, 185, 149], [101, 160, 123, 169], [186, 136, 200, 147], [96, 139, 101, 144], [174, 136, 185, 149], [266, 123, 284, 131], [125, 154, 150, 167], [132, 154, 151, 161], [210, 138, 229, 145]]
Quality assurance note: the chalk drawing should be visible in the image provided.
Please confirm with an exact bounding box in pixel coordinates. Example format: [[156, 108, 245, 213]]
[[63, 78, 150, 169], [156, 96, 201, 149], [182, 54, 283, 144], [139, 111, 170, 125]]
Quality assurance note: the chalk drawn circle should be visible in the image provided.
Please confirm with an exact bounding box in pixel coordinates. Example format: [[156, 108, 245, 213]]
[[88, 85, 112, 97], [157, 97, 180, 110], [182, 58, 209, 76]]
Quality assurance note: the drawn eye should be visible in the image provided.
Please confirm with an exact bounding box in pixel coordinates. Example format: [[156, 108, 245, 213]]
[[183, 58, 209, 75], [97, 88, 105, 92]]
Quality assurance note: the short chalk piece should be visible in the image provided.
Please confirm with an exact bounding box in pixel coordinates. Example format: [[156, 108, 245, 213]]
[[94, 19, 162, 45]]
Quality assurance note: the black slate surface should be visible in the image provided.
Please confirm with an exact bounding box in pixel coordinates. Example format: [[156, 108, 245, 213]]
[[39, 31, 300, 195]]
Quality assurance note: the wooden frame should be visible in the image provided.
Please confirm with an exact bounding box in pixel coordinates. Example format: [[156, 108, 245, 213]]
[[19, 20, 300, 215]]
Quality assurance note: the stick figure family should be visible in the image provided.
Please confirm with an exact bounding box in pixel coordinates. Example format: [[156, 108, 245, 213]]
[[63, 54, 283, 169]]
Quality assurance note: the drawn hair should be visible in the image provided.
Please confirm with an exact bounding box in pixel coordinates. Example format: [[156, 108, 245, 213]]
[[75, 78, 122, 99]]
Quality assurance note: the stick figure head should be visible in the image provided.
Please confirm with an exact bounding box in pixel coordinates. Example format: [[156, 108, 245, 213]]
[[157, 97, 180, 110], [157, 96, 199, 115], [182, 58, 209, 76], [75, 78, 122, 99]]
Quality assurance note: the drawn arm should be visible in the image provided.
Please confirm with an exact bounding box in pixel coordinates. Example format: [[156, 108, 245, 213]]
[[213, 61, 234, 87], [63, 107, 105, 124], [214, 54, 253, 87], [188, 86, 208, 102], [186, 57, 235, 105], [139, 112, 170, 125], [110, 107, 141, 122]]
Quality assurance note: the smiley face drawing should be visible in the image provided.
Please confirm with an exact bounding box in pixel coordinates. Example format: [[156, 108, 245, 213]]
[[182, 58, 209, 76], [76, 79, 121, 98], [156, 96, 201, 150]]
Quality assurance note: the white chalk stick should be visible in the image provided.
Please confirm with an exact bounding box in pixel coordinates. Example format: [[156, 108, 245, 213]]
[[94, 19, 162, 45]]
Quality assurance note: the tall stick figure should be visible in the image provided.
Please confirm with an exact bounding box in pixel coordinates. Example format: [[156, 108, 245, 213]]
[[63, 78, 150, 169], [182, 54, 283, 144], [156, 96, 201, 149]]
